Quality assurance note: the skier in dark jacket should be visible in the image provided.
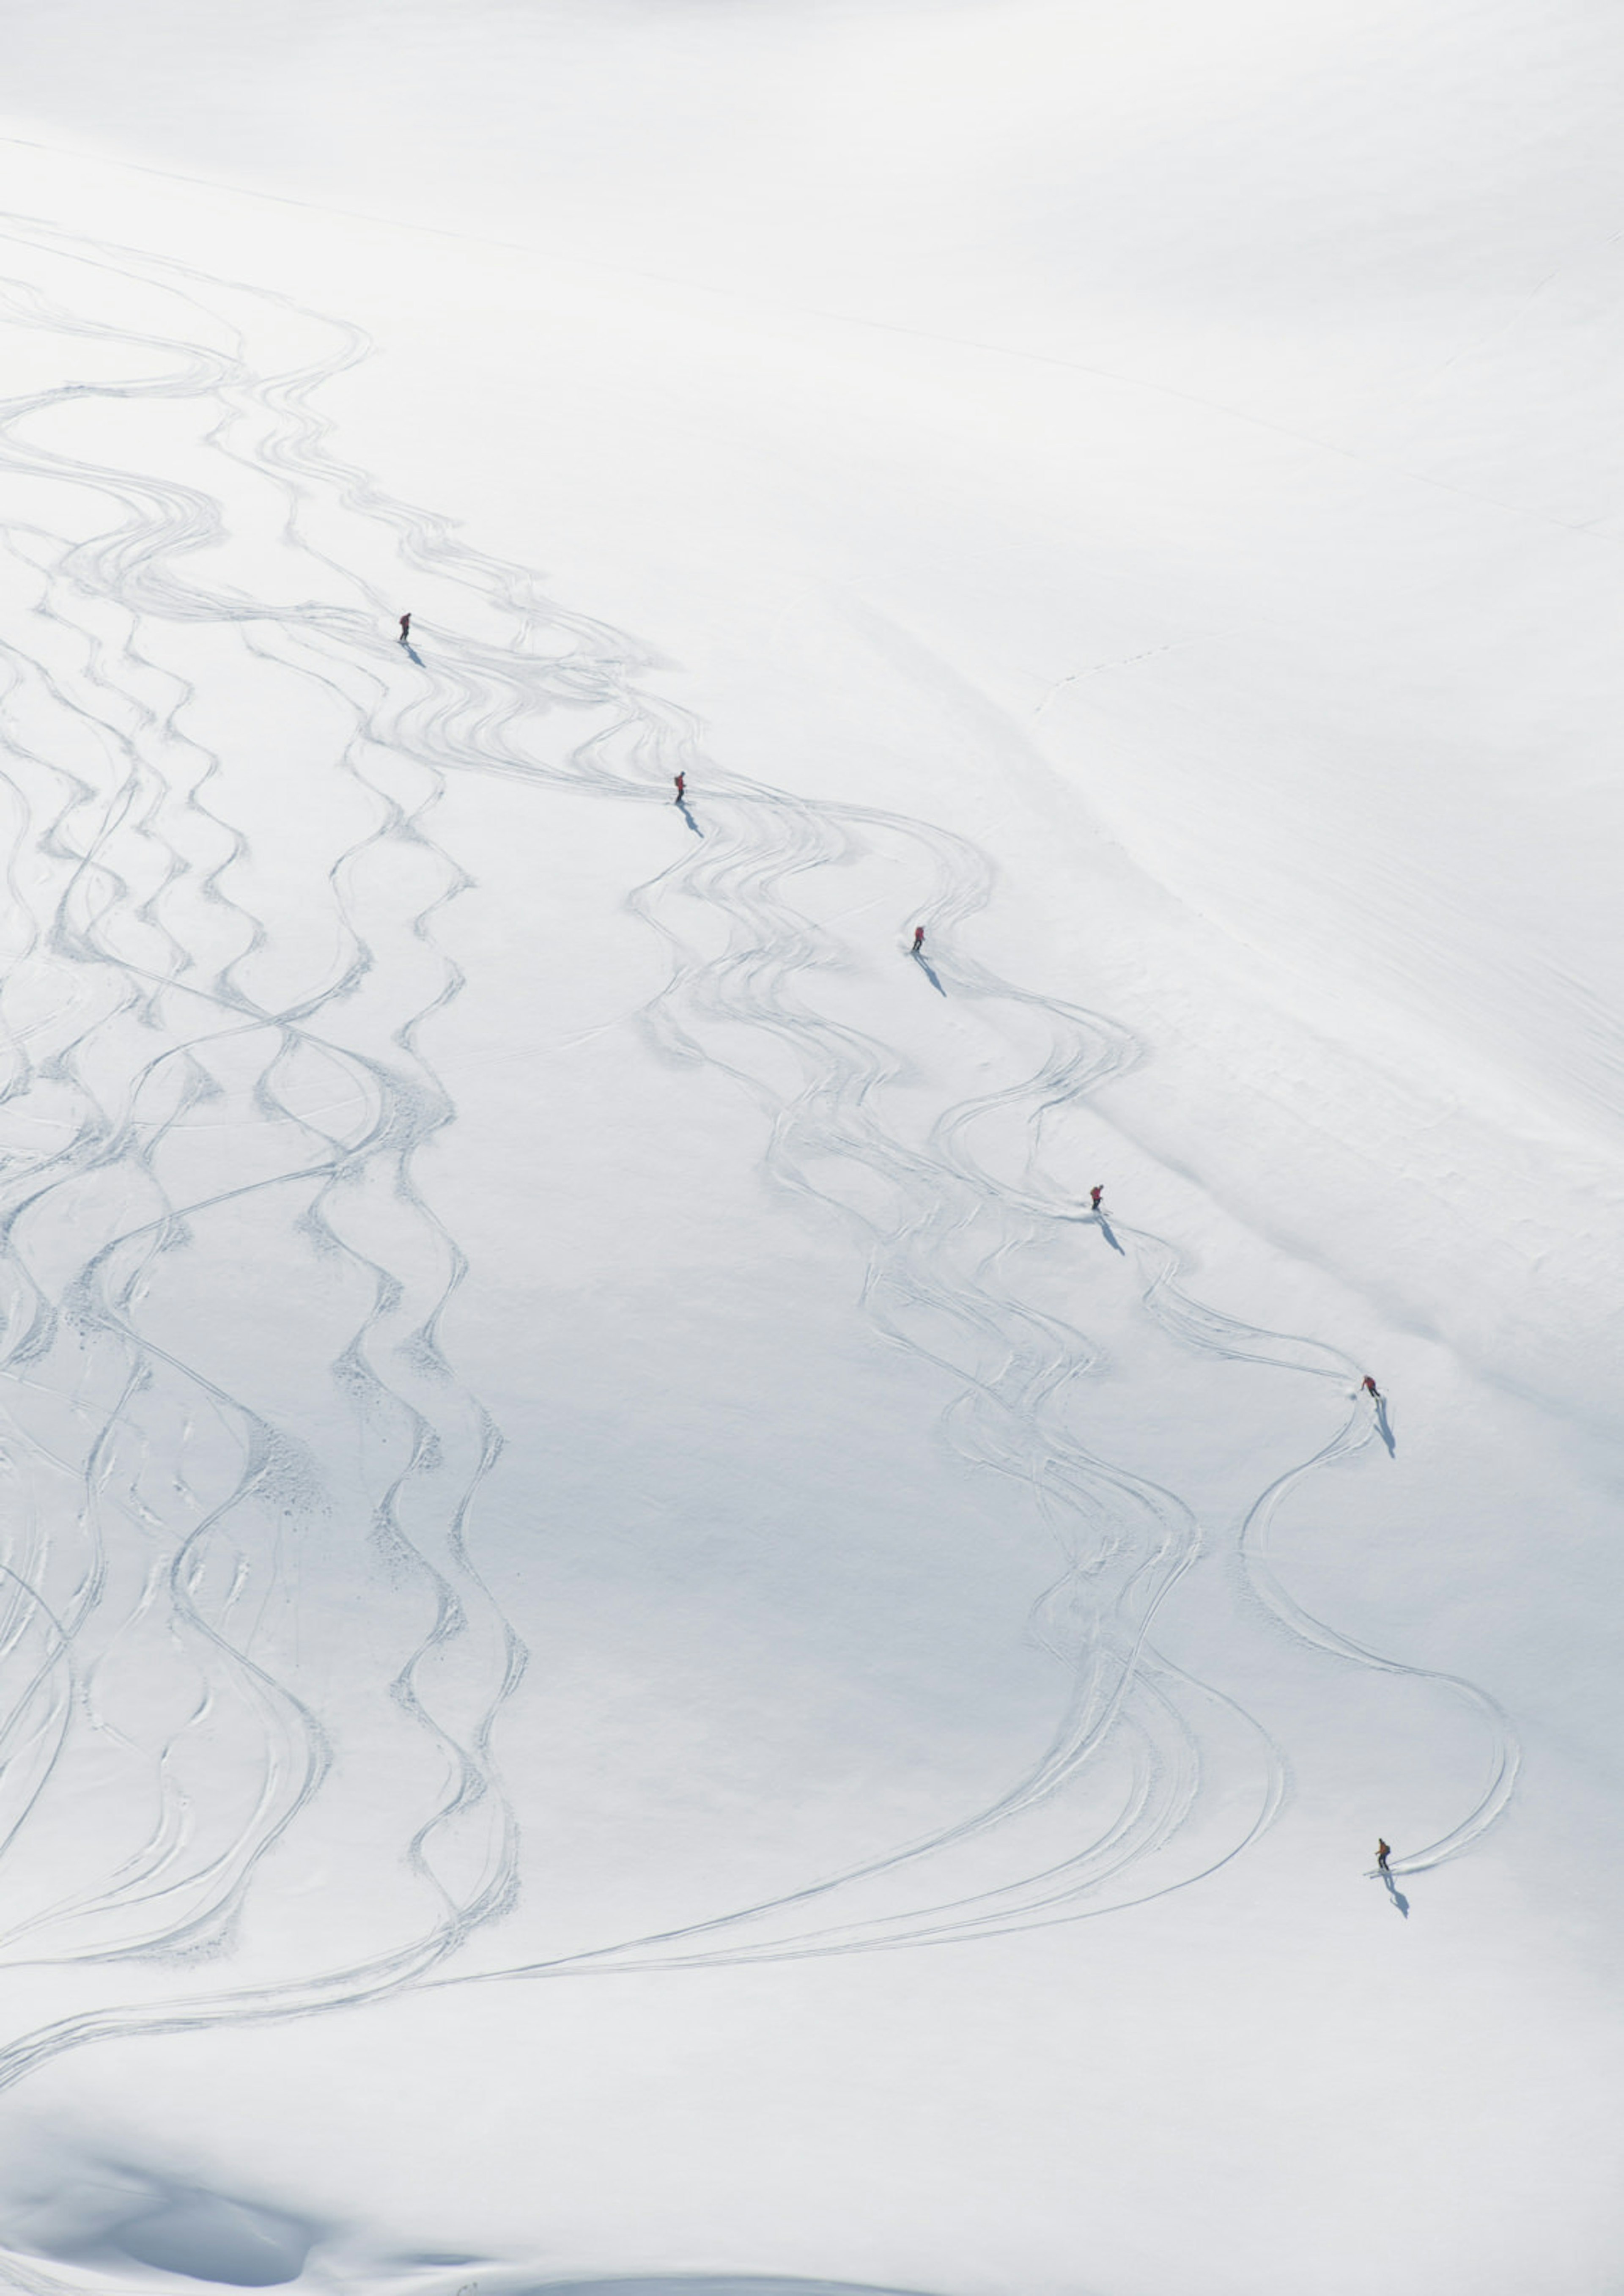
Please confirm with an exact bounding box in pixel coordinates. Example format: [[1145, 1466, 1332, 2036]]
[[1376, 1839, 1391, 1873]]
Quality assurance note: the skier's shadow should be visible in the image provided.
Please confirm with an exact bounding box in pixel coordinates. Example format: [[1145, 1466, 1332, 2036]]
[[912, 950, 946, 996], [1375, 1399, 1396, 1456], [1380, 1870, 1410, 1918], [398, 640, 424, 668], [1095, 1213, 1125, 1256], [676, 797, 703, 839]]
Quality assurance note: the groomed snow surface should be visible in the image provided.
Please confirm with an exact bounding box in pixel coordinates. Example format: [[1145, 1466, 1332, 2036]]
[[0, 5, 1619, 2293]]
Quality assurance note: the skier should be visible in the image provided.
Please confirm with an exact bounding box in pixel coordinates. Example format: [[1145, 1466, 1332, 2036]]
[[912, 926, 925, 954], [1376, 1839, 1391, 1873], [1089, 1185, 1103, 1212], [674, 772, 686, 802], [398, 612, 411, 643], [1362, 1375, 1381, 1400]]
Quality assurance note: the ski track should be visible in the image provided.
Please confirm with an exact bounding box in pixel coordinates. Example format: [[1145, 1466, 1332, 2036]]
[[0, 211, 1517, 2106]]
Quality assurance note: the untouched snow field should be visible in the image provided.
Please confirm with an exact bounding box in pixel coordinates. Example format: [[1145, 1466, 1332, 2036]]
[[0, 5, 1619, 2291]]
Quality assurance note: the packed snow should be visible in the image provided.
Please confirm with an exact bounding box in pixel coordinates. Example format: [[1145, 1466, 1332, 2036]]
[[0, 5, 1618, 2293]]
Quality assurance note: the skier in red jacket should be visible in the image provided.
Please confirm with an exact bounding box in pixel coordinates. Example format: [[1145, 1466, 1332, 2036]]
[[1362, 1376, 1381, 1400], [1090, 1185, 1104, 1212], [398, 612, 411, 643], [912, 926, 925, 953]]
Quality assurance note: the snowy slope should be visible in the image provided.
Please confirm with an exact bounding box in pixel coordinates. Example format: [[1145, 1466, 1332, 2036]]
[[0, 6, 1618, 2293]]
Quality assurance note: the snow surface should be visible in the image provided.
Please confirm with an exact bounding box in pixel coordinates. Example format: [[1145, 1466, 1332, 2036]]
[[0, 5, 1619, 2292]]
